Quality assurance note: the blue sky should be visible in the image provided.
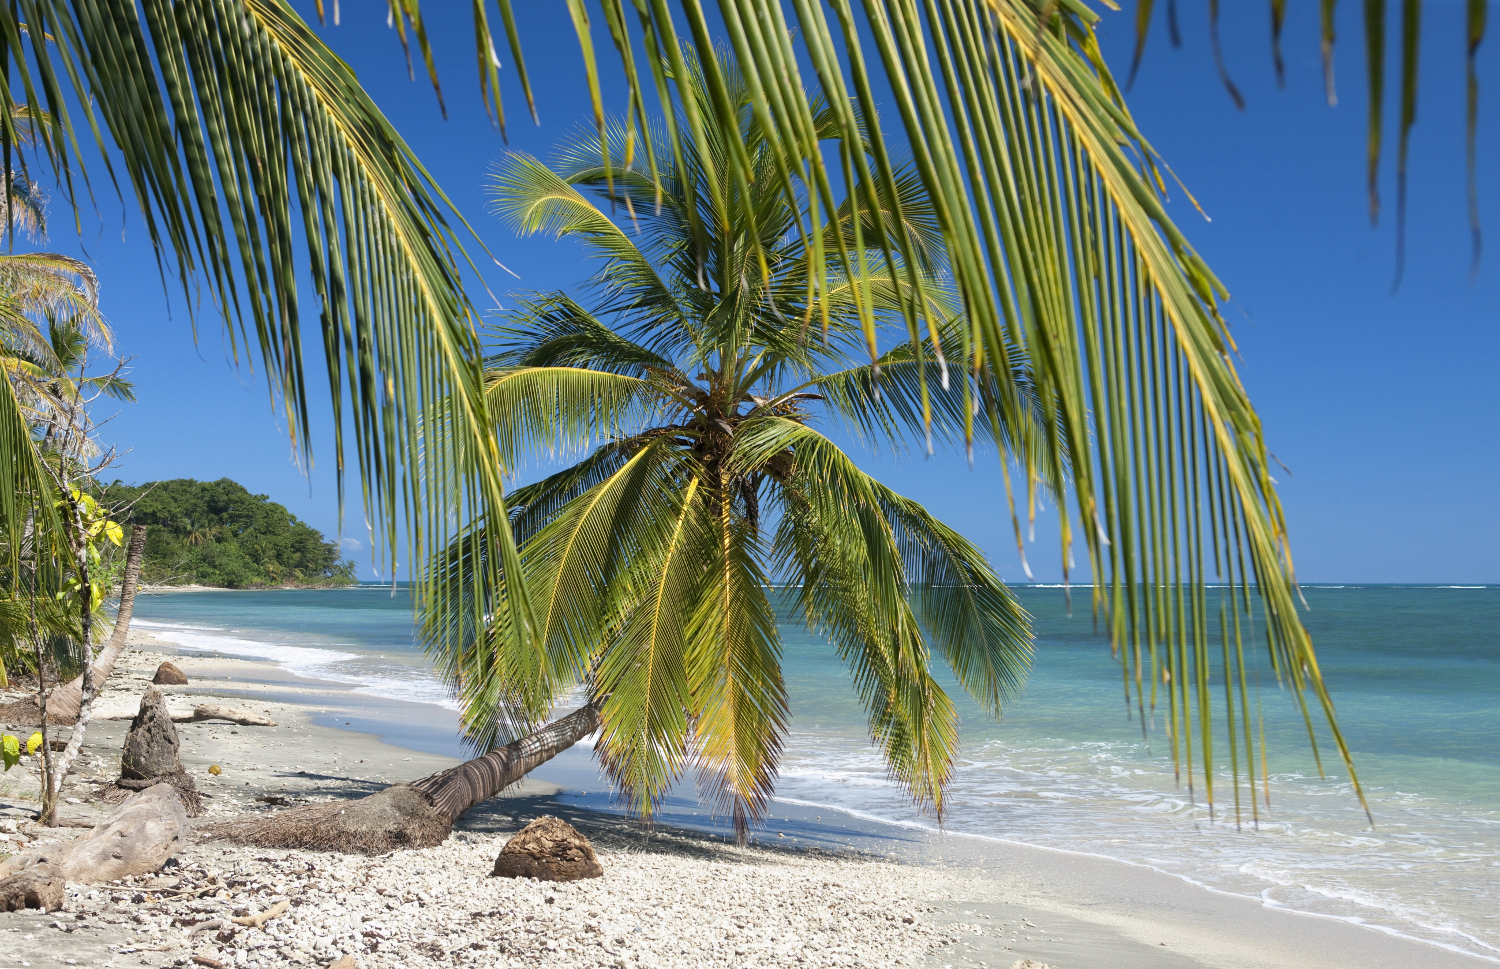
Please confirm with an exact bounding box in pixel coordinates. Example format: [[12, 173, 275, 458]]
[[46, 2, 1498, 583]]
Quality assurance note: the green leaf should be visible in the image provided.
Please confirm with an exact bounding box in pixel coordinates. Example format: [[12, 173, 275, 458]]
[[1, 734, 18, 771]]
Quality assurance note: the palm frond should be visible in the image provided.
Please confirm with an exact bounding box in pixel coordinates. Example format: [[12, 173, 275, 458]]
[[593, 475, 706, 819], [491, 153, 685, 335], [685, 484, 786, 834], [484, 364, 659, 473], [0, 0, 527, 659], [486, 294, 680, 378]]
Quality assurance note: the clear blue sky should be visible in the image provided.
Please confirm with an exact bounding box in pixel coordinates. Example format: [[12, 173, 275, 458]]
[[49, 2, 1499, 584]]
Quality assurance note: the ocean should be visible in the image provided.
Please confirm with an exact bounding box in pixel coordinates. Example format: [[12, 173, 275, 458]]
[[130, 584, 1499, 962]]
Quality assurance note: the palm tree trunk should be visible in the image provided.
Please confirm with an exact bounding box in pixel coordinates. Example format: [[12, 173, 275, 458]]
[[413, 700, 601, 823], [204, 700, 603, 854], [1, 524, 146, 726]]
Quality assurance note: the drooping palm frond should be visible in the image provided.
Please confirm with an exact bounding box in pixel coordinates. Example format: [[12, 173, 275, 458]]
[[0, 1, 527, 649], [419, 52, 1052, 836], [741, 413, 1032, 812], [387, 4, 1360, 824], [1125, 0, 1486, 276]]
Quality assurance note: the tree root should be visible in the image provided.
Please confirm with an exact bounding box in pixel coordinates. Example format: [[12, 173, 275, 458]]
[[96, 772, 204, 817], [199, 784, 450, 855]]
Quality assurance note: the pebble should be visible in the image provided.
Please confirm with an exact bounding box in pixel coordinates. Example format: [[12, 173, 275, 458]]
[[32, 831, 972, 969]]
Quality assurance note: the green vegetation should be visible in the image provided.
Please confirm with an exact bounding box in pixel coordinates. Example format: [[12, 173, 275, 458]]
[[426, 57, 1033, 833], [104, 479, 357, 589], [1, 1, 1416, 830]]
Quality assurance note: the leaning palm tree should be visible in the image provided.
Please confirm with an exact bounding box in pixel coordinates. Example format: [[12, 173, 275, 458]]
[[453, 79, 1043, 832], [0, 2, 1369, 840], [213, 55, 1040, 849]]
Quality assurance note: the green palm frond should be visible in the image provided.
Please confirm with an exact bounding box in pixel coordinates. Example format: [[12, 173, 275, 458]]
[[594, 475, 705, 817], [686, 485, 786, 830], [487, 295, 680, 378], [484, 365, 659, 473], [510, 439, 693, 732], [491, 153, 685, 334], [771, 455, 963, 814], [0, 0, 527, 653], [743, 415, 1032, 783]]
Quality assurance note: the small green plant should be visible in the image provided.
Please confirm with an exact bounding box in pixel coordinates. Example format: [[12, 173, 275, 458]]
[[1, 731, 42, 771]]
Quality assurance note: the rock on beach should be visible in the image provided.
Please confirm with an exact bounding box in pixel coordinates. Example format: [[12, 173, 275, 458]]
[[152, 661, 189, 685]]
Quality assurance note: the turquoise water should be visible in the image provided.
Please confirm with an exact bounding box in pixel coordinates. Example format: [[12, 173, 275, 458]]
[[131, 585, 1500, 961]]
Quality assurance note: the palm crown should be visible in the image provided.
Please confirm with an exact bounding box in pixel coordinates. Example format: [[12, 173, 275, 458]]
[[429, 56, 1042, 834]]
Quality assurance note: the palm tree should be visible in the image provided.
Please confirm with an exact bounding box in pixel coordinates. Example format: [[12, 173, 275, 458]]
[[444, 60, 1043, 832], [0, 2, 1377, 835]]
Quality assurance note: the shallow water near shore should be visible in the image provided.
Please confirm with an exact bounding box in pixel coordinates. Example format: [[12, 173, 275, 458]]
[[130, 583, 1500, 963]]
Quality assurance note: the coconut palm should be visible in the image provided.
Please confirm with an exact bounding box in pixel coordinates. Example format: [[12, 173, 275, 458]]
[[433, 65, 1047, 832], [0, 2, 1384, 834]]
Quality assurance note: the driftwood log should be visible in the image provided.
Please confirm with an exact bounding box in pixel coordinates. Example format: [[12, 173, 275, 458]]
[[0, 863, 65, 912], [203, 701, 601, 854], [0, 783, 187, 886], [178, 704, 277, 727], [102, 704, 278, 726]]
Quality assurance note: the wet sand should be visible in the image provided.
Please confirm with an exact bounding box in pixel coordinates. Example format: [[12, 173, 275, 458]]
[[1, 632, 1492, 969]]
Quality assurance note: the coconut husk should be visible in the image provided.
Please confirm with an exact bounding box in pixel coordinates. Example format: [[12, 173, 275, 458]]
[[198, 784, 451, 855]]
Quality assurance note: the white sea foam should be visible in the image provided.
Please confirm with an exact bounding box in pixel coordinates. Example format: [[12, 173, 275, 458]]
[[136, 619, 458, 711], [770, 724, 1500, 963]]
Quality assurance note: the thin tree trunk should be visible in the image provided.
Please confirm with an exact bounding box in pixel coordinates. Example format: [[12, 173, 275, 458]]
[[43, 496, 96, 826], [413, 701, 601, 823], [2, 525, 146, 726]]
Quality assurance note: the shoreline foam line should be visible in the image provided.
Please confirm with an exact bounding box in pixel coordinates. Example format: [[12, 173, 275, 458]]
[[766, 795, 1500, 964]]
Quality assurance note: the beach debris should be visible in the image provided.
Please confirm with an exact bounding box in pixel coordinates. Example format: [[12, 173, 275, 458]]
[[0, 783, 186, 885], [208, 764, 222, 776], [0, 861, 65, 912], [122, 687, 186, 780], [1009, 961, 1050, 969], [152, 662, 189, 686], [102, 703, 277, 727], [188, 918, 227, 937], [231, 898, 290, 929], [201, 783, 450, 855], [191, 956, 229, 969], [181, 704, 276, 727], [325, 957, 357, 969], [491, 816, 603, 882], [106, 686, 203, 815]]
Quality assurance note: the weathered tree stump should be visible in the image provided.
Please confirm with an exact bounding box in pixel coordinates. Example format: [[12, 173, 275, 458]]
[[0, 862, 65, 912], [121, 686, 183, 780], [105, 686, 202, 815]]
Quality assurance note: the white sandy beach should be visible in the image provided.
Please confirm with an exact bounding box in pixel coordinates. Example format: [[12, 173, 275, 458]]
[[1, 631, 1493, 969]]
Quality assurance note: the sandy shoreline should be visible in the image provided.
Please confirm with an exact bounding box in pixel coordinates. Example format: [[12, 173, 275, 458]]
[[1, 631, 1493, 969]]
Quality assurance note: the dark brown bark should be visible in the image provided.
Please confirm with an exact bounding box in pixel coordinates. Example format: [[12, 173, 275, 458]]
[[2, 524, 146, 726], [413, 701, 601, 823]]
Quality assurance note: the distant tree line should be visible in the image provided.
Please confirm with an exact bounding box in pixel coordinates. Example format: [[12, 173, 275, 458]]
[[104, 479, 357, 589]]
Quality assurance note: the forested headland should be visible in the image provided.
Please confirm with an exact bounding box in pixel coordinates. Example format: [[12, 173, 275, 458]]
[[104, 478, 357, 589]]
